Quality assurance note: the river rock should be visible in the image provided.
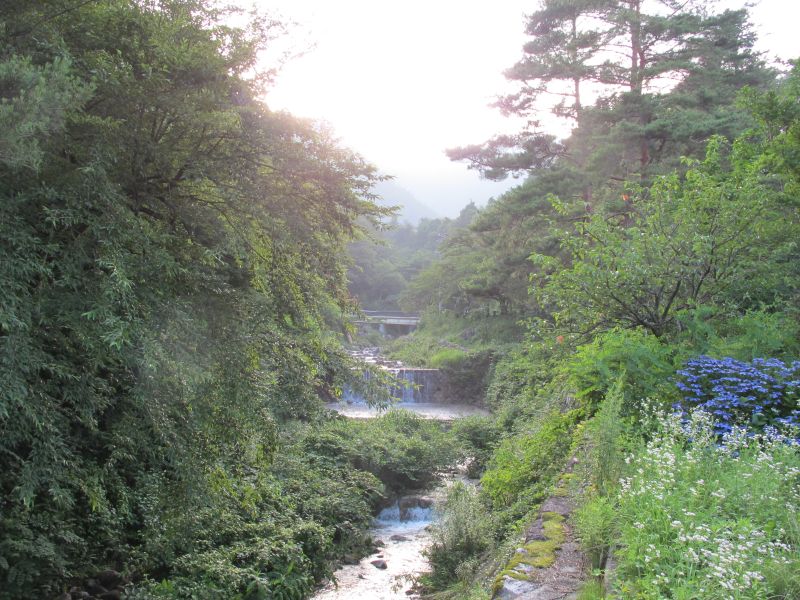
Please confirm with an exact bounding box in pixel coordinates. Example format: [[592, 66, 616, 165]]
[[370, 559, 388, 569], [390, 534, 410, 542], [398, 495, 433, 519]]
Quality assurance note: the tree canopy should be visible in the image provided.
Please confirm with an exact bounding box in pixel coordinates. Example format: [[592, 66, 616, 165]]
[[0, 1, 390, 596]]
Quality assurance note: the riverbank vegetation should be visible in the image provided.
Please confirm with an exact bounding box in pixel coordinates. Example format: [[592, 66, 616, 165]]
[[0, 1, 461, 598], [4, 0, 800, 598], [392, 2, 800, 597]]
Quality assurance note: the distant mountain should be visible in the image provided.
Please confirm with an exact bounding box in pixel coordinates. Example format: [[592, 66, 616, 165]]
[[373, 180, 441, 225]]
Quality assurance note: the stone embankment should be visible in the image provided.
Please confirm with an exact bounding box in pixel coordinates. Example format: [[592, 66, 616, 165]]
[[493, 471, 585, 600]]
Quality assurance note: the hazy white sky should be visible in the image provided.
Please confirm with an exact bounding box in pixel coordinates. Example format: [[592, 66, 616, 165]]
[[253, 0, 799, 217]]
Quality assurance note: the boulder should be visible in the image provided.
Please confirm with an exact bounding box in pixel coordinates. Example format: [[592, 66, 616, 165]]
[[370, 559, 388, 570]]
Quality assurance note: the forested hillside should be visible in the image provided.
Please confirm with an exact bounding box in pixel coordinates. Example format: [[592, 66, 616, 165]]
[[0, 2, 461, 598], [2, 1, 799, 599], [347, 203, 478, 310], [398, 1, 800, 598]]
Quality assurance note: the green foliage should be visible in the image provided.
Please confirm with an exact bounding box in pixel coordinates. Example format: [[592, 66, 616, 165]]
[[424, 483, 496, 590], [481, 410, 581, 511], [388, 310, 522, 362], [0, 54, 91, 170], [579, 377, 630, 497], [574, 497, 617, 572], [677, 307, 800, 362], [449, 416, 501, 478], [536, 138, 795, 339], [126, 410, 457, 598], [418, 30, 800, 600], [565, 328, 675, 413], [429, 348, 468, 368], [348, 202, 478, 310], [309, 411, 457, 493], [576, 580, 606, 600], [0, 0, 389, 596], [613, 410, 800, 599]]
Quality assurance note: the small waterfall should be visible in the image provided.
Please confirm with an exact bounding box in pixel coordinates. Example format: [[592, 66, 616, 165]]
[[388, 368, 440, 403], [330, 348, 491, 418], [376, 497, 435, 524], [342, 349, 445, 405]]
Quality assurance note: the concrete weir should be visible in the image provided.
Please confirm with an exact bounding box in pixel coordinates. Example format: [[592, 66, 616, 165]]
[[329, 348, 489, 420]]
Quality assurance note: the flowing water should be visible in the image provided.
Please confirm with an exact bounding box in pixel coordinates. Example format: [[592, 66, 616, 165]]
[[327, 401, 488, 419], [312, 500, 436, 600], [327, 347, 489, 420], [315, 349, 483, 597]]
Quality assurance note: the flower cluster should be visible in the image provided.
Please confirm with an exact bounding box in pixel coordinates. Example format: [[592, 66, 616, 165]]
[[614, 409, 800, 599], [675, 356, 800, 434]]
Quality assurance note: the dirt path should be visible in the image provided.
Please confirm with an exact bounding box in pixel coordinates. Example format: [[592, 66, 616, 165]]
[[492, 474, 586, 600]]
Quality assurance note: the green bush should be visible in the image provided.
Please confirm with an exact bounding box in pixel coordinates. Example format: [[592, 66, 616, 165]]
[[677, 307, 800, 362], [425, 483, 496, 590], [449, 415, 501, 477], [429, 348, 469, 368], [566, 328, 675, 414], [579, 377, 631, 497], [311, 410, 457, 492], [574, 496, 617, 571], [481, 410, 581, 509]]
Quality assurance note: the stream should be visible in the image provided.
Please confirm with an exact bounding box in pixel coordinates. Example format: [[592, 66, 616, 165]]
[[315, 348, 481, 598], [325, 347, 489, 420], [312, 497, 437, 600]]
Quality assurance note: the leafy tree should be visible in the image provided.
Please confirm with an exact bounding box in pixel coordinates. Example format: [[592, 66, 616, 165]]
[[0, 0, 388, 596], [533, 137, 796, 339]]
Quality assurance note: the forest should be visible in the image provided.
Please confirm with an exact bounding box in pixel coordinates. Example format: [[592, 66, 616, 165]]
[[1, 0, 799, 599]]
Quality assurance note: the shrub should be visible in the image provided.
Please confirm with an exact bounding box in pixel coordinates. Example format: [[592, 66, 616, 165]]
[[429, 348, 468, 368], [481, 410, 581, 509], [574, 497, 617, 571], [425, 483, 495, 589], [566, 328, 675, 414], [613, 409, 800, 599], [675, 355, 800, 434], [580, 377, 631, 497], [449, 416, 501, 477], [313, 410, 457, 492], [676, 307, 800, 362]]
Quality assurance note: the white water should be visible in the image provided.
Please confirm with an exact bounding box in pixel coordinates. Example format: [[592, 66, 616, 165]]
[[312, 503, 435, 600], [326, 401, 489, 420]]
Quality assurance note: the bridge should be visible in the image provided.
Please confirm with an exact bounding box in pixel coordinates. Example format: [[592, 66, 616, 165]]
[[353, 310, 420, 336]]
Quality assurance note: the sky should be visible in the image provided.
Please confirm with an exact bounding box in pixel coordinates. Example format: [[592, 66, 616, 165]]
[[252, 0, 799, 217]]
